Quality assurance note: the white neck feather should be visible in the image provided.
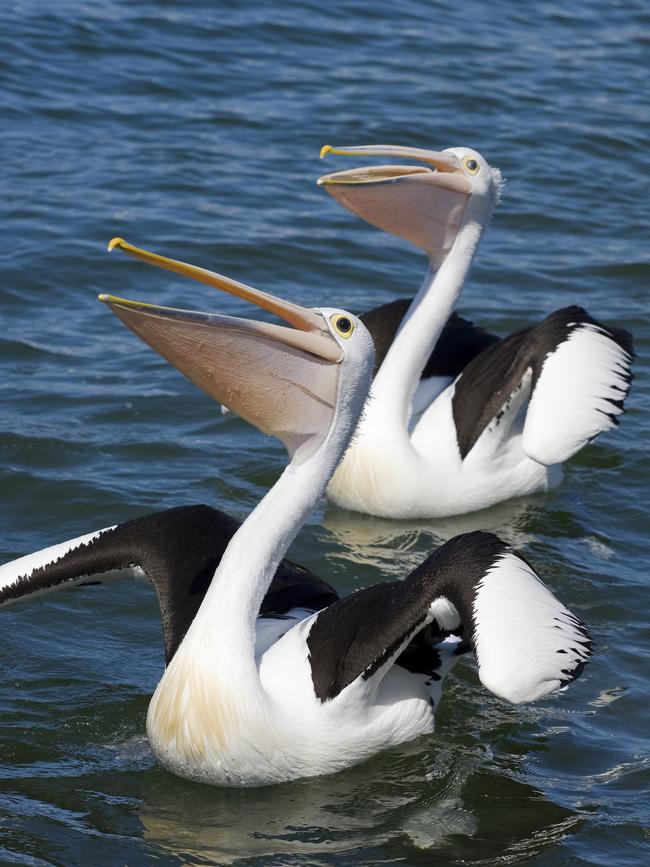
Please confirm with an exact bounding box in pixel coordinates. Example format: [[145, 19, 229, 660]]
[[147, 436, 346, 769], [368, 212, 487, 425], [146, 327, 373, 775], [185, 357, 369, 687], [196, 456, 329, 666]]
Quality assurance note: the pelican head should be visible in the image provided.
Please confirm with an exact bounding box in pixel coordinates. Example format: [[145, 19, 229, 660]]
[[100, 239, 374, 464], [318, 144, 503, 265]]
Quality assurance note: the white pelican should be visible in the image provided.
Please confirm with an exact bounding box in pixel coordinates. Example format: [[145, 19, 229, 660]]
[[0, 240, 592, 787], [317, 145, 634, 518]]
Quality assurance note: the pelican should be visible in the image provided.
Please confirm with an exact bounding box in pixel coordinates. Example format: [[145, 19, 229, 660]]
[[0, 240, 592, 787], [317, 144, 634, 518]]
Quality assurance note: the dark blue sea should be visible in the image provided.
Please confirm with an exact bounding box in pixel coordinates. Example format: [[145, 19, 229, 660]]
[[1, 1, 648, 864]]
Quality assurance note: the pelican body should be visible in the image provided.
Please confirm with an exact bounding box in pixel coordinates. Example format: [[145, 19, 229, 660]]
[[318, 145, 634, 518], [0, 240, 592, 787]]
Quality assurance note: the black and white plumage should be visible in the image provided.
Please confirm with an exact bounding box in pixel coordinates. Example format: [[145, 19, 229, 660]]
[[360, 300, 500, 380], [305, 530, 590, 706], [0, 505, 337, 665], [1, 511, 591, 772], [451, 305, 634, 462], [360, 301, 501, 419], [319, 144, 635, 518], [1, 239, 594, 787]]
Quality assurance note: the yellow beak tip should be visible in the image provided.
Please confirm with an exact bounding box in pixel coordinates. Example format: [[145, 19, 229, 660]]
[[107, 237, 125, 252], [320, 145, 333, 159], [98, 293, 147, 312]]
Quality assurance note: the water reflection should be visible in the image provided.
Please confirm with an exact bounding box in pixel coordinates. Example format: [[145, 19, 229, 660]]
[[320, 496, 546, 582], [139, 751, 424, 864], [137, 741, 580, 865]]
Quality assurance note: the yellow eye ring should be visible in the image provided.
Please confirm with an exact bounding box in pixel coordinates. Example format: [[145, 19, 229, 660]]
[[463, 156, 480, 174], [331, 313, 355, 338]]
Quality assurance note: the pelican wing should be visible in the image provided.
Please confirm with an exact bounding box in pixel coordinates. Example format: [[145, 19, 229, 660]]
[[361, 299, 500, 380], [522, 315, 633, 465], [306, 531, 591, 704], [0, 505, 338, 664], [451, 306, 633, 461]]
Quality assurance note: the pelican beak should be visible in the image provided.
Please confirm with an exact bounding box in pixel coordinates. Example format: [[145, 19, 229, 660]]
[[317, 145, 472, 265], [101, 239, 343, 463]]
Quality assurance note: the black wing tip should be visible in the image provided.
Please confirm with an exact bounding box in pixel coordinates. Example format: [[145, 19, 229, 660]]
[[559, 657, 589, 686], [551, 305, 635, 359], [0, 533, 111, 607], [554, 614, 593, 686], [411, 531, 517, 591], [438, 530, 510, 562], [0, 504, 227, 609], [600, 324, 635, 359], [558, 643, 593, 686]]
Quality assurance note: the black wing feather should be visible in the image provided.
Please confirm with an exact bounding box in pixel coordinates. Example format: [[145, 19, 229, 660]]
[[306, 532, 505, 701], [306, 531, 592, 705], [1, 505, 338, 664], [452, 306, 634, 459], [360, 298, 500, 379]]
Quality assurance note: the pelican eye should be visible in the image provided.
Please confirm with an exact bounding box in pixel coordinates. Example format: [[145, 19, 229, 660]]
[[464, 157, 480, 175], [331, 314, 354, 338]]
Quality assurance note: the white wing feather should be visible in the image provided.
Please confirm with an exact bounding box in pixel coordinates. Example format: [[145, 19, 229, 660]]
[[523, 322, 632, 466], [473, 552, 591, 703]]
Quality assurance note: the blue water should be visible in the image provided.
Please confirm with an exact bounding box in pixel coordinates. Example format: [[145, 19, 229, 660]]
[[1, 1, 649, 864]]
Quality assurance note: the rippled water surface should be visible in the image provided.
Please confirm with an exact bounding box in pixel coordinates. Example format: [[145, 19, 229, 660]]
[[1, 1, 649, 864]]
